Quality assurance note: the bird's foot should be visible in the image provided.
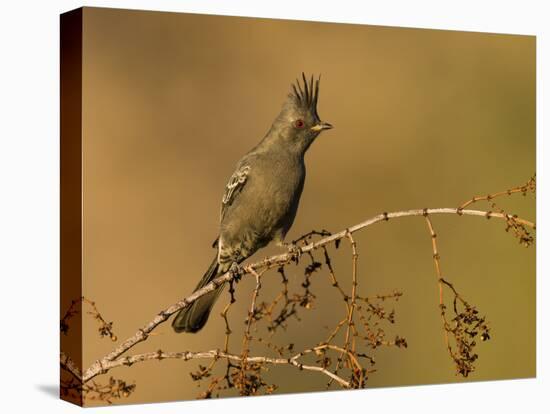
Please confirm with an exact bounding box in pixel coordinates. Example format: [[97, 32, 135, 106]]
[[229, 262, 243, 282], [279, 241, 302, 261]]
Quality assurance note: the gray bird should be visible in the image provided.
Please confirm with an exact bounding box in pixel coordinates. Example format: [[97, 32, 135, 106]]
[[172, 73, 333, 333]]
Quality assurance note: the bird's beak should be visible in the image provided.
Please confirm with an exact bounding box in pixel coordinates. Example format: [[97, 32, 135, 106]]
[[310, 121, 334, 132]]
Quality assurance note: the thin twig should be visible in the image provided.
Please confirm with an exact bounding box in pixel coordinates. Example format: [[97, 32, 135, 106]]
[[424, 215, 452, 356], [459, 175, 536, 210], [330, 232, 360, 386], [238, 269, 263, 390]]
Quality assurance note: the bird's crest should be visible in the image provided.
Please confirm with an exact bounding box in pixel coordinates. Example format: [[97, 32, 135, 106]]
[[289, 72, 320, 114]]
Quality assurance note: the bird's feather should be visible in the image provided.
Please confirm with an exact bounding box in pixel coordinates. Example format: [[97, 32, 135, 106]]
[[220, 164, 250, 220]]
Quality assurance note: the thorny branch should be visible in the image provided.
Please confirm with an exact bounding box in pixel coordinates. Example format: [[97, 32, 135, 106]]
[[61, 177, 535, 402]]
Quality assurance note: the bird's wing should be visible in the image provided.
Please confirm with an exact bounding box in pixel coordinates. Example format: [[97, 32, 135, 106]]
[[220, 164, 251, 221]]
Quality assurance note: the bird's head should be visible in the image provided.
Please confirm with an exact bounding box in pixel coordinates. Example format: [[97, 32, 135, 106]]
[[272, 73, 333, 153]]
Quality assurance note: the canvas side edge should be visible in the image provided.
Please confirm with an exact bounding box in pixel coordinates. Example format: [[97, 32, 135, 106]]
[[60, 7, 83, 407]]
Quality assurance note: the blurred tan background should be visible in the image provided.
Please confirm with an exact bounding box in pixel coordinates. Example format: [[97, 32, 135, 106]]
[[80, 7, 535, 405]]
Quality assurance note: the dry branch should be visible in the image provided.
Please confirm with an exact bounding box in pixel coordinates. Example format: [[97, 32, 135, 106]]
[[61, 177, 535, 401], [77, 206, 532, 383]]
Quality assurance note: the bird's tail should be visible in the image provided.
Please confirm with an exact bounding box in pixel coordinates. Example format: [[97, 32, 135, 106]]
[[172, 256, 225, 333]]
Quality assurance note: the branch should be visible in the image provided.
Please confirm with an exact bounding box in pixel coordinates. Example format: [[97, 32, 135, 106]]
[[78, 206, 534, 383], [61, 351, 82, 381], [459, 175, 536, 210], [82, 347, 351, 388]]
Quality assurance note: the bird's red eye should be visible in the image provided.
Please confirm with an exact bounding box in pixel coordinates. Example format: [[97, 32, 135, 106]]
[[294, 119, 305, 129]]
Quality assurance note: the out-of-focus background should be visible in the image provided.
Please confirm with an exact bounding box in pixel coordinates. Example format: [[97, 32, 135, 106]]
[[79, 7, 535, 405]]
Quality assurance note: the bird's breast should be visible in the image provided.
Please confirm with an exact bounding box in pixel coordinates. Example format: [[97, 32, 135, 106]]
[[219, 156, 305, 259]]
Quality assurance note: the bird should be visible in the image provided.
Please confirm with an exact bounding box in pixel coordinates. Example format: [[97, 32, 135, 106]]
[[172, 73, 333, 333]]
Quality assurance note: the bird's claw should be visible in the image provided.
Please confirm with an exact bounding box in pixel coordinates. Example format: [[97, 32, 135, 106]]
[[229, 262, 243, 282], [282, 242, 302, 260]]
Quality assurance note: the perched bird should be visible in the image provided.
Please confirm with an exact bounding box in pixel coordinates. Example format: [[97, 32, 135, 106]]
[[172, 73, 333, 333]]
